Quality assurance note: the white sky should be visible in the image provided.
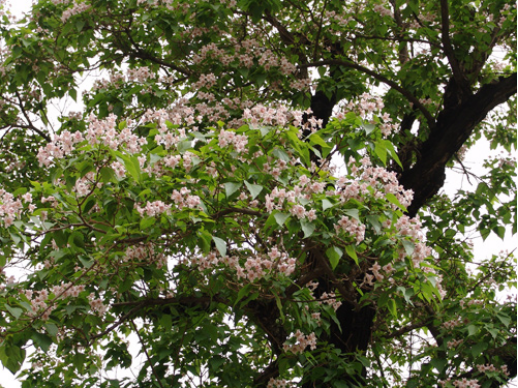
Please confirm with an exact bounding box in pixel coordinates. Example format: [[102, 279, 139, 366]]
[[0, 0, 516, 387]]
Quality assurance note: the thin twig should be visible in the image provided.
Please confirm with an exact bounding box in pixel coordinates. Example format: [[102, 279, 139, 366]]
[[130, 319, 165, 388]]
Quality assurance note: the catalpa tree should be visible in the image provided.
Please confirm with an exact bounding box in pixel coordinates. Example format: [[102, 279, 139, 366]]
[[0, 0, 516, 387]]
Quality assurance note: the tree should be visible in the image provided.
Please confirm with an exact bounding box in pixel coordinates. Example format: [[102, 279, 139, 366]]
[[0, 0, 516, 387]]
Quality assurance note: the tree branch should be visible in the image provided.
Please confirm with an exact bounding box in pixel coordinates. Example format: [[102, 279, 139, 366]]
[[400, 73, 517, 216], [439, 0, 471, 96], [212, 207, 263, 219], [130, 319, 165, 388], [299, 60, 436, 129], [263, 10, 310, 79], [14, 92, 50, 142], [253, 359, 280, 387]]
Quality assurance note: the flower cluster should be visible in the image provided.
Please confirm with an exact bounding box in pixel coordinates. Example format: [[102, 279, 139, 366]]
[[439, 378, 481, 388], [23, 282, 87, 320], [37, 130, 84, 167], [218, 130, 248, 153], [282, 329, 317, 354], [61, 1, 90, 22], [344, 156, 414, 208], [477, 363, 510, 376], [0, 189, 23, 227], [134, 200, 171, 217], [190, 245, 297, 283], [170, 187, 201, 209], [334, 216, 366, 244], [243, 104, 304, 129], [264, 177, 325, 220], [442, 318, 462, 330], [88, 293, 108, 316], [25, 289, 51, 320], [319, 291, 342, 311], [337, 93, 396, 137], [49, 282, 85, 298], [86, 114, 147, 153], [447, 338, 463, 349], [123, 244, 167, 268], [267, 377, 291, 388], [192, 38, 298, 78], [127, 66, 153, 83], [364, 262, 395, 285]]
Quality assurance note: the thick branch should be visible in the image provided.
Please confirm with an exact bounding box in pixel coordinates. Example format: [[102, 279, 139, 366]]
[[299, 60, 436, 129], [400, 73, 517, 216], [92, 296, 230, 342], [439, 0, 471, 96], [264, 10, 310, 79], [253, 359, 280, 387], [389, 0, 409, 64]]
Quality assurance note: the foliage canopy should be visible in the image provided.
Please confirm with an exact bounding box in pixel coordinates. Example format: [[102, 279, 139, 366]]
[[0, 0, 516, 387]]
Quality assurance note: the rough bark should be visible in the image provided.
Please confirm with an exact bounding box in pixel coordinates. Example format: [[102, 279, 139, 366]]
[[400, 73, 517, 216]]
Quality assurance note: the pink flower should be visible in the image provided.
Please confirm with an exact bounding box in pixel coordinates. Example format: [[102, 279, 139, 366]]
[[290, 204, 306, 219]]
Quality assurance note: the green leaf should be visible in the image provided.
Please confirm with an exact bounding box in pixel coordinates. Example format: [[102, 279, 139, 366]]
[[401, 240, 415, 256], [212, 236, 227, 257], [343, 208, 360, 220], [225, 182, 242, 197], [496, 312, 511, 327], [272, 148, 290, 162], [274, 212, 290, 226], [308, 133, 331, 148], [385, 192, 405, 210], [79, 256, 94, 268], [32, 332, 52, 352], [69, 232, 85, 250], [44, 323, 59, 337], [363, 123, 376, 135], [5, 305, 23, 319], [471, 341, 488, 357], [318, 66, 326, 77], [366, 215, 382, 234], [300, 219, 315, 238], [178, 140, 192, 152], [244, 181, 263, 199], [322, 199, 334, 210], [387, 299, 397, 319], [140, 217, 156, 230], [100, 166, 117, 183], [0, 340, 25, 374], [431, 358, 447, 373], [493, 225, 506, 240], [345, 245, 359, 266], [273, 292, 285, 322], [466, 324, 478, 337], [234, 283, 251, 307], [258, 126, 270, 137], [374, 141, 388, 164], [254, 72, 267, 87], [326, 246, 343, 270], [75, 20, 86, 32], [121, 154, 141, 182]]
